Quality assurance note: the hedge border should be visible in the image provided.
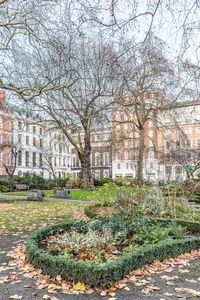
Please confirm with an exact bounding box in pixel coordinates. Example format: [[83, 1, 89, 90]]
[[26, 219, 200, 288], [84, 204, 99, 219]]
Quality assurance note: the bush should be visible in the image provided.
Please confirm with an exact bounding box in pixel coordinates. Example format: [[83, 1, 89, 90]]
[[27, 219, 200, 288], [93, 178, 103, 186], [16, 173, 48, 190], [101, 177, 113, 185], [0, 185, 10, 192]]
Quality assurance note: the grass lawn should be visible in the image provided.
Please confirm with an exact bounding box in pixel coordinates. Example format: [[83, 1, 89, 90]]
[[4, 188, 118, 201], [0, 200, 87, 233]]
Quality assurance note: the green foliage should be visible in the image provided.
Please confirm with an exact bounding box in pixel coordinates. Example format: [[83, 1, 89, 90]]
[[101, 177, 113, 185], [56, 177, 69, 187], [50, 227, 114, 255], [0, 185, 10, 192], [16, 173, 48, 189], [27, 219, 200, 288], [93, 178, 103, 186], [84, 205, 98, 219]]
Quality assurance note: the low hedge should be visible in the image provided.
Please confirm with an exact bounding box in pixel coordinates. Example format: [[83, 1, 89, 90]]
[[26, 219, 200, 288], [84, 204, 99, 219]]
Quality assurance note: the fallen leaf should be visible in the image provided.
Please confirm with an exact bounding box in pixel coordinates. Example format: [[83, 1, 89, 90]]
[[73, 282, 86, 291], [100, 291, 107, 296], [10, 295, 23, 300]]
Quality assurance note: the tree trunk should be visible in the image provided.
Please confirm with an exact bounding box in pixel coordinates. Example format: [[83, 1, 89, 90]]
[[79, 135, 94, 189], [79, 155, 94, 189], [136, 127, 145, 186]]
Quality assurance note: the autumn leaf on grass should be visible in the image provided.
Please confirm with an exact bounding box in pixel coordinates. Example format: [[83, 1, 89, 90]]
[[43, 295, 60, 300], [176, 288, 200, 297], [47, 283, 61, 291], [73, 282, 86, 291], [142, 286, 160, 294], [186, 279, 197, 283], [9, 295, 23, 300]]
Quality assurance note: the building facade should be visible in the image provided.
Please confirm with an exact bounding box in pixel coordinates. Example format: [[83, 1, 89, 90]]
[[71, 128, 112, 179], [1, 90, 200, 182], [0, 92, 71, 179]]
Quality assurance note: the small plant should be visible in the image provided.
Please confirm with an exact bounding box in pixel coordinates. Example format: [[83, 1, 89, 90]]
[[0, 185, 10, 192]]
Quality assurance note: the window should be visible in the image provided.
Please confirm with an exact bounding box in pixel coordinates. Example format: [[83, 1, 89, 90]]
[[103, 170, 109, 178], [18, 134, 22, 144], [7, 120, 11, 131], [26, 136, 29, 145], [95, 153, 100, 166], [91, 154, 95, 166], [124, 123, 128, 130], [33, 137, 37, 147], [150, 162, 154, 169], [54, 157, 57, 166], [26, 124, 29, 132], [176, 141, 180, 149], [18, 150, 22, 166], [148, 151, 154, 159], [33, 126, 36, 134], [104, 153, 109, 166], [40, 127, 43, 135], [185, 127, 192, 134], [7, 135, 11, 144], [186, 140, 191, 147], [115, 151, 121, 160], [117, 163, 120, 170], [124, 151, 129, 159], [196, 128, 200, 134], [175, 166, 182, 175], [149, 130, 153, 137], [166, 141, 170, 149], [197, 139, 200, 147], [33, 152, 36, 167], [63, 157, 66, 166], [6, 153, 11, 165], [25, 151, 29, 167], [59, 158, 61, 166], [39, 153, 43, 168], [116, 113, 120, 121], [165, 166, 172, 175], [18, 121, 22, 130], [72, 156, 76, 167], [94, 170, 100, 179], [126, 163, 129, 169]]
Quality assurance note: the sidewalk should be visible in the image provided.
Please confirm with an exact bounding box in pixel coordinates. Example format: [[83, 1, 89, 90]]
[[0, 193, 97, 204]]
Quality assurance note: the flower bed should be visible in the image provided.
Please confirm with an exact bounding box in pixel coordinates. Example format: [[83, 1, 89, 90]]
[[27, 218, 200, 288]]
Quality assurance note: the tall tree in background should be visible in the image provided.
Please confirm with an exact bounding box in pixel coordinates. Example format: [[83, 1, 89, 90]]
[[114, 38, 174, 185], [23, 39, 117, 189]]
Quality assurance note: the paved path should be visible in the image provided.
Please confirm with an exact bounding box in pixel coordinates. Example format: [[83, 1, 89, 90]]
[[0, 233, 200, 300], [0, 193, 97, 204]]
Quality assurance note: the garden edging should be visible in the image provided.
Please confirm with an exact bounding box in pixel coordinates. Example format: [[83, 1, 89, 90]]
[[26, 219, 200, 288]]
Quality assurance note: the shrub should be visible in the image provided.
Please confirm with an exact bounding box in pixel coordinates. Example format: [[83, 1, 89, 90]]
[[0, 185, 10, 192], [16, 173, 48, 189], [93, 178, 103, 186], [101, 177, 113, 185], [27, 219, 200, 288]]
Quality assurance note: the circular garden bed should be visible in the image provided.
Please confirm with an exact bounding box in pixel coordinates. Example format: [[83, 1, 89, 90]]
[[27, 217, 200, 288]]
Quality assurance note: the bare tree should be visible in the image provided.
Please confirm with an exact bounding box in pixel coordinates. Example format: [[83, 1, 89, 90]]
[[18, 38, 117, 189], [113, 37, 174, 185], [0, 142, 18, 190]]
